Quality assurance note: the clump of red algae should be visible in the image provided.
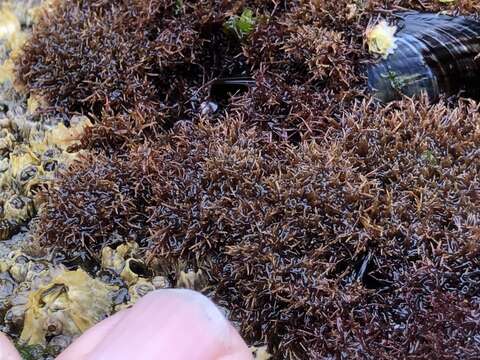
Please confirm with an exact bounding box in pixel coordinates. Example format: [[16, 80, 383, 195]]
[[16, 0, 241, 141], [36, 97, 480, 358], [16, 1, 480, 143], [14, 0, 366, 143]]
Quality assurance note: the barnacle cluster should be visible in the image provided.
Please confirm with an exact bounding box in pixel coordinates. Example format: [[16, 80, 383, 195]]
[[7, 0, 480, 359], [20, 267, 117, 346], [101, 241, 170, 310], [0, 242, 172, 355], [0, 116, 91, 240], [0, 252, 116, 349]]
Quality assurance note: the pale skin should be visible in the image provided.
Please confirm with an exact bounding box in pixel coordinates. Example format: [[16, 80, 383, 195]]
[[0, 289, 253, 360]]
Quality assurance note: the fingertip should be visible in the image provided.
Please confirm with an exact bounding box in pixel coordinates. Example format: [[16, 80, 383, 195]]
[[0, 333, 22, 360], [57, 289, 253, 360], [57, 309, 129, 360], [91, 289, 252, 359]]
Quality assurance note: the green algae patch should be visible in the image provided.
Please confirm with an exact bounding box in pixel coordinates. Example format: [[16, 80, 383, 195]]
[[224, 8, 256, 39]]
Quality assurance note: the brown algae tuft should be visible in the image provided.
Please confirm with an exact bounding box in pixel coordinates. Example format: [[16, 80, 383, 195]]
[[36, 99, 480, 357]]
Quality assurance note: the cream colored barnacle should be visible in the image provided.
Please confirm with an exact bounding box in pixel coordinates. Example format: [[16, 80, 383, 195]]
[[8, 148, 44, 196], [101, 241, 140, 276], [27, 95, 47, 115], [17, 160, 50, 201], [27, 0, 59, 25], [9, 147, 40, 179], [45, 116, 93, 150], [8, 251, 30, 283], [25, 260, 50, 283], [0, 218, 19, 240], [4, 194, 34, 222], [40, 146, 62, 161], [120, 258, 150, 286], [0, 157, 10, 188], [116, 278, 156, 311], [152, 275, 170, 289], [251, 346, 272, 360], [365, 20, 398, 59], [5, 304, 25, 330], [0, 3, 28, 90], [18, 164, 39, 184], [176, 269, 205, 290], [39, 147, 67, 176], [128, 278, 155, 303], [20, 267, 118, 346], [28, 128, 49, 156], [56, 150, 86, 170], [0, 4, 21, 43], [40, 157, 58, 176], [101, 246, 125, 275]]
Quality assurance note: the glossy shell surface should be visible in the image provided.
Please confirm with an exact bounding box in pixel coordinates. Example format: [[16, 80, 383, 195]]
[[368, 12, 480, 102]]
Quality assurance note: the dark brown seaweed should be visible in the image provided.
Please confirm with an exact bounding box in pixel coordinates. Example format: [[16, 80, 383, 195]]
[[35, 99, 480, 359]]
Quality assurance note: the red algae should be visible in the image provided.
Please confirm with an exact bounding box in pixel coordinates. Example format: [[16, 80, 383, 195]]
[[36, 98, 480, 358]]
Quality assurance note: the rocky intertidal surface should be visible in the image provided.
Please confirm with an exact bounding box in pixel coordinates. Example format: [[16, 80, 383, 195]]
[[0, 241, 172, 357], [1, 0, 480, 359]]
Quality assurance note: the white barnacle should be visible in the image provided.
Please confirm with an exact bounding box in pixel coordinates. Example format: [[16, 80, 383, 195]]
[[365, 20, 398, 59]]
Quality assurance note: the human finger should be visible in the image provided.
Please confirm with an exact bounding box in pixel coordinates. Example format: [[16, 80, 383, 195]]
[[0, 332, 22, 360], [68, 289, 253, 360]]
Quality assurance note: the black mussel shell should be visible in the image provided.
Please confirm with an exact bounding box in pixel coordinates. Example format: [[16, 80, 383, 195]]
[[210, 76, 256, 100], [368, 12, 480, 102]]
